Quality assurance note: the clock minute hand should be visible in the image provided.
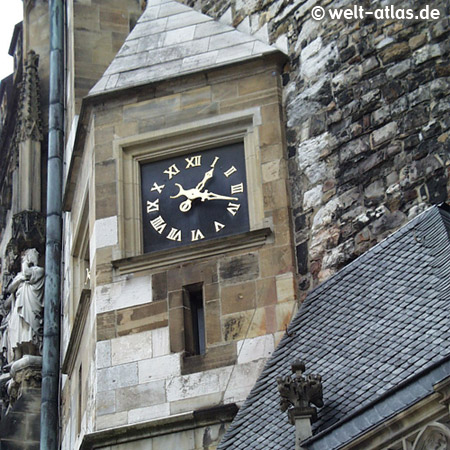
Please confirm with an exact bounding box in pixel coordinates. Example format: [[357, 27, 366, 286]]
[[200, 190, 238, 202]]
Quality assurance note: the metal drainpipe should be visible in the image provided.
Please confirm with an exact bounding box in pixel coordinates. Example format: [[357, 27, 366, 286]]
[[40, 0, 64, 449]]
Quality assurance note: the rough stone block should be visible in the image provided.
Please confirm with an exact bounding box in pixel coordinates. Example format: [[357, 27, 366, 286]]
[[370, 122, 398, 148], [303, 185, 322, 210], [380, 42, 410, 64]]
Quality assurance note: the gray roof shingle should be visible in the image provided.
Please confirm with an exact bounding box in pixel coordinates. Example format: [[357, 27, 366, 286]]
[[218, 204, 450, 450], [89, 0, 281, 96]]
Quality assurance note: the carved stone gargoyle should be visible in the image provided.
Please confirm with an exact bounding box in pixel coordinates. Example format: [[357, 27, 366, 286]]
[[276, 360, 323, 425]]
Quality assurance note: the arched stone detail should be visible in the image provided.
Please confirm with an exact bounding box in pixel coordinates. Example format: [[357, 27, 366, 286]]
[[412, 422, 450, 450]]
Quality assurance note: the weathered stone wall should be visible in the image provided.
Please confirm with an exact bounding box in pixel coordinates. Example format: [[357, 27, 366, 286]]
[[183, 0, 450, 296]]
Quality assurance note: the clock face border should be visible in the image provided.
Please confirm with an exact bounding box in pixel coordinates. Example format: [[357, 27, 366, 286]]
[[115, 111, 266, 260], [140, 143, 250, 254]]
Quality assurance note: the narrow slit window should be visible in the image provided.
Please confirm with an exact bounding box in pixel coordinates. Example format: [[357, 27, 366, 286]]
[[183, 283, 205, 356]]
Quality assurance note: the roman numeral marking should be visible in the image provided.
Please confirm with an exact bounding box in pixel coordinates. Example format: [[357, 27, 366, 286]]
[[231, 183, 244, 195], [146, 199, 159, 213], [224, 166, 237, 177], [210, 156, 219, 168], [163, 164, 180, 179], [166, 227, 182, 242], [227, 203, 240, 216], [214, 221, 225, 232], [151, 182, 165, 194], [191, 229, 205, 241], [150, 215, 167, 234], [185, 155, 201, 169]]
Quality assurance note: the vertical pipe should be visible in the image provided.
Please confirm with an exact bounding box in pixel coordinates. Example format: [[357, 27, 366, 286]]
[[40, 0, 64, 449]]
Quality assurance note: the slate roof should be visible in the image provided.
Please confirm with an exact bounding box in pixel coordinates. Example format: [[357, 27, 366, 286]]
[[218, 204, 450, 449], [89, 0, 280, 96]]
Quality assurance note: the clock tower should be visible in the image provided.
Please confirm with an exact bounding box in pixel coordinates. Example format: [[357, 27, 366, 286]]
[[61, 1, 296, 448]]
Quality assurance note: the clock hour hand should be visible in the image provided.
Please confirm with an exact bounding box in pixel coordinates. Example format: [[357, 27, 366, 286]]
[[195, 168, 214, 192]]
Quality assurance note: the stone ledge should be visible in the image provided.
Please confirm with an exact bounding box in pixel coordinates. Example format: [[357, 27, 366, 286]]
[[112, 228, 272, 276], [80, 403, 238, 449]]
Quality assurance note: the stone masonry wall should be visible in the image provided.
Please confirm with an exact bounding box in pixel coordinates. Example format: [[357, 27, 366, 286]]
[[183, 0, 450, 297]]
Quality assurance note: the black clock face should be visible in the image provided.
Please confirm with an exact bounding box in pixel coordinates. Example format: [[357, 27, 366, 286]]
[[140, 143, 250, 253]]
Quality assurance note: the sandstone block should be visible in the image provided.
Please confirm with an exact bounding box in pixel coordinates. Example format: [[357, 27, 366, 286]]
[[94, 216, 118, 250], [97, 362, 138, 392], [276, 272, 296, 302], [237, 334, 274, 365], [151, 327, 170, 357], [138, 354, 181, 384], [96, 411, 127, 431], [96, 390, 115, 416], [219, 253, 259, 284], [115, 380, 166, 412], [221, 281, 256, 315], [111, 330, 153, 365], [166, 370, 222, 402], [96, 340, 111, 369], [128, 402, 170, 424]]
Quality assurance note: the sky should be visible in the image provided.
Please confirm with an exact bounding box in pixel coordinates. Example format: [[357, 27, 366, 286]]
[[0, 0, 23, 80]]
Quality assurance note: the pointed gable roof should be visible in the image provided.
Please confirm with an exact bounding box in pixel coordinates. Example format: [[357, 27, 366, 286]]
[[89, 0, 281, 96]]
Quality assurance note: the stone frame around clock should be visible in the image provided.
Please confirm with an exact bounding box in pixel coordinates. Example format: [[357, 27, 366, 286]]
[[114, 108, 268, 272]]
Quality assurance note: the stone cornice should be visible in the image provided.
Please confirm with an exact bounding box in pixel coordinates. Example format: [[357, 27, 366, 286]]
[[80, 403, 238, 450], [112, 228, 272, 276]]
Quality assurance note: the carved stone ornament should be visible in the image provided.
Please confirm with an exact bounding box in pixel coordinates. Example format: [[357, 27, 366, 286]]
[[12, 211, 46, 254], [413, 422, 450, 450], [13, 49, 43, 147], [277, 360, 323, 424]]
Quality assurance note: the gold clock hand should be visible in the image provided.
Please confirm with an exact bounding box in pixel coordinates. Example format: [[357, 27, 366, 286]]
[[195, 168, 214, 192], [200, 190, 239, 202]]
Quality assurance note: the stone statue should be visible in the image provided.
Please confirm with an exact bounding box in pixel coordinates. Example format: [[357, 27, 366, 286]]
[[7, 249, 44, 361]]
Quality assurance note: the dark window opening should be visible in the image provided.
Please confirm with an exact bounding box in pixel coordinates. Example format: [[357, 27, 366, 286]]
[[183, 283, 205, 356]]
